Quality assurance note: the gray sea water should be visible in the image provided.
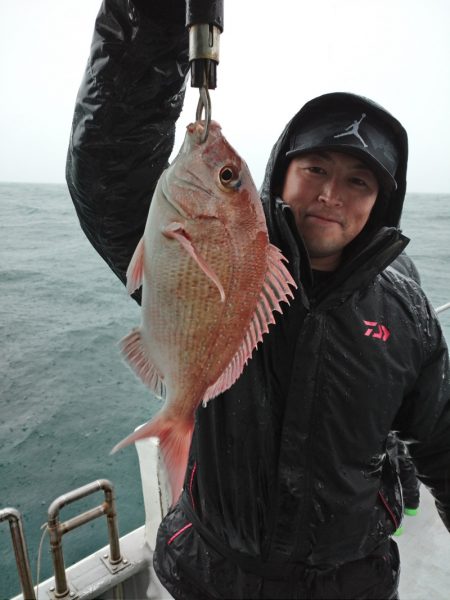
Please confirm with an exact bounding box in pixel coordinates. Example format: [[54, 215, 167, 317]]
[[1, 182, 450, 598]]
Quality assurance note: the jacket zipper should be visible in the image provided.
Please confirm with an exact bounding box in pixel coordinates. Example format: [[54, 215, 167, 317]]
[[167, 522, 193, 545], [167, 461, 198, 545], [378, 491, 399, 530], [294, 311, 326, 555]]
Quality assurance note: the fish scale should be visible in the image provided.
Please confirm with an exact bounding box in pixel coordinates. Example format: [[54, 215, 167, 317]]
[[112, 121, 296, 504], [153, 226, 233, 387]]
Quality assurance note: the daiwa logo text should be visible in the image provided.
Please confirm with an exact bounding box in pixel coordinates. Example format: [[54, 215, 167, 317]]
[[363, 320, 390, 341]]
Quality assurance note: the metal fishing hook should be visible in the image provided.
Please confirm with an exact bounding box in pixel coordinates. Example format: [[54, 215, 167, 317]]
[[195, 86, 211, 143]]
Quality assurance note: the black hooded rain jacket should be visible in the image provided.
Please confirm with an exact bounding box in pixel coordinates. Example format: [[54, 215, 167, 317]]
[[66, 2, 450, 598]]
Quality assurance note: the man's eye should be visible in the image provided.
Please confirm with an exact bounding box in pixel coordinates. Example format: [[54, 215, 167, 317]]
[[307, 166, 325, 174], [351, 177, 368, 187]]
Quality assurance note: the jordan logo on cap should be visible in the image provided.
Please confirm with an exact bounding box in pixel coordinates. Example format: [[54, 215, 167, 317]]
[[333, 113, 368, 148]]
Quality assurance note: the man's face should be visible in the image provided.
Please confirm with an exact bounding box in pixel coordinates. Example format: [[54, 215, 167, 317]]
[[282, 150, 379, 271]]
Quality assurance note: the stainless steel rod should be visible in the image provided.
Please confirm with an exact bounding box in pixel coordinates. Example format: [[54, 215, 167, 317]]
[[436, 301, 450, 314], [0, 508, 36, 600], [47, 479, 122, 596]]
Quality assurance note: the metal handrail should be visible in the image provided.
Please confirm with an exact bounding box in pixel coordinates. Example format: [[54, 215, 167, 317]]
[[0, 507, 36, 600], [47, 479, 124, 599], [436, 301, 450, 315]]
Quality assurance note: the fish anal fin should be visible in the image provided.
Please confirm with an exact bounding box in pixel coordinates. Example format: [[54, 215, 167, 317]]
[[202, 243, 296, 404], [119, 328, 166, 399], [126, 238, 145, 295], [111, 411, 194, 506]]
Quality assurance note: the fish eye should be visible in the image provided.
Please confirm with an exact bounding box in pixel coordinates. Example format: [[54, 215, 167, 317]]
[[219, 165, 241, 189]]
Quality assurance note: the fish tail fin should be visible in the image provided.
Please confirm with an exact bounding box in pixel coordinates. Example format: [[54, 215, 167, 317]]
[[111, 413, 194, 506], [157, 417, 195, 506]]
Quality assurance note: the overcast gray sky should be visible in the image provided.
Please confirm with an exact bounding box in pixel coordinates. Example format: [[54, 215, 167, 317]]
[[1, 0, 449, 193]]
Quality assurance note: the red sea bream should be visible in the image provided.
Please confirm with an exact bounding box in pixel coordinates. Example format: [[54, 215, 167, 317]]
[[113, 121, 296, 503]]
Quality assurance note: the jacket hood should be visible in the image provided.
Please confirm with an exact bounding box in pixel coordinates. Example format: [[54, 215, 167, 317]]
[[260, 92, 409, 230]]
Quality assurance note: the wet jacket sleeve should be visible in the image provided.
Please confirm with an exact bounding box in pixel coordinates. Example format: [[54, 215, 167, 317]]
[[393, 296, 450, 531], [391, 252, 421, 285], [65, 0, 189, 293]]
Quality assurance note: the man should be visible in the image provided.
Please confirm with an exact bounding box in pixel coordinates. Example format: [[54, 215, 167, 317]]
[[66, 1, 450, 598]]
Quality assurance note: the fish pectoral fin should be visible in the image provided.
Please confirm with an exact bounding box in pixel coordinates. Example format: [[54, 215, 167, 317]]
[[119, 328, 166, 399], [126, 237, 145, 294], [163, 222, 225, 302], [201, 244, 297, 404]]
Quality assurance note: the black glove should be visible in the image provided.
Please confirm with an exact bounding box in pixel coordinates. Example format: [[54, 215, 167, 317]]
[[131, 0, 186, 25]]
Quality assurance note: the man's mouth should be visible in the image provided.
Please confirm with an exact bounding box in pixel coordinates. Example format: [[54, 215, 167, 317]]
[[306, 213, 342, 225]]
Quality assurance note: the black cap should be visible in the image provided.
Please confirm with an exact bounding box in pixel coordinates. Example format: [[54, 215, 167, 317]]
[[286, 108, 399, 192]]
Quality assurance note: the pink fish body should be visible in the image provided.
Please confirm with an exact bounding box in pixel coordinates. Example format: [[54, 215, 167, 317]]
[[113, 121, 296, 503]]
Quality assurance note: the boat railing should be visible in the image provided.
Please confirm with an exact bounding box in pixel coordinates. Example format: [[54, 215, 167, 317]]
[[7, 437, 171, 600], [46, 479, 130, 599], [436, 301, 450, 315], [0, 507, 36, 600]]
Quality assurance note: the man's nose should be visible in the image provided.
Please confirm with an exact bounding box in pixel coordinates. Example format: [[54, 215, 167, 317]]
[[317, 178, 343, 206]]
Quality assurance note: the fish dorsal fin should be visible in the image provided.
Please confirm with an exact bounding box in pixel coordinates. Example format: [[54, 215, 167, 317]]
[[202, 244, 297, 404], [126, 238, 145, 295], [120, 328, 166, 399]]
